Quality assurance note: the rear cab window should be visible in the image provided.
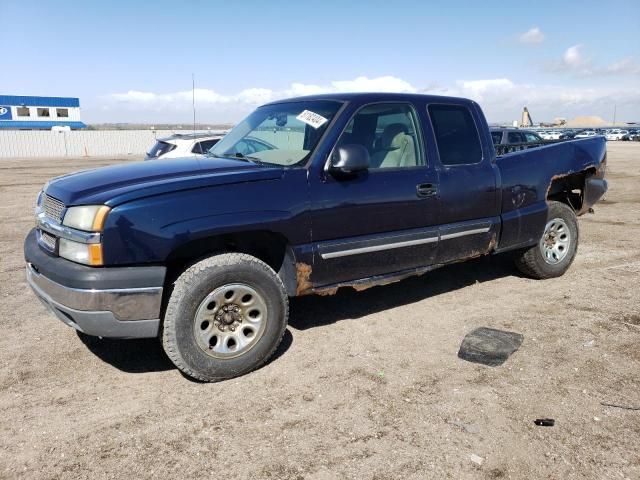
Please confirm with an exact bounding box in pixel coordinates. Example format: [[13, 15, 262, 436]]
[[428, 104, 483, 165]]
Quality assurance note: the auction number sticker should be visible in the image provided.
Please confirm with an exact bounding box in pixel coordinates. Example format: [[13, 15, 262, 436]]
[[296, 110, 328, 129]]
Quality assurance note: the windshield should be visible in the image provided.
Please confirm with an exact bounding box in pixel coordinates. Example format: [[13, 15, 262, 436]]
[[210, 100, 342, 166]]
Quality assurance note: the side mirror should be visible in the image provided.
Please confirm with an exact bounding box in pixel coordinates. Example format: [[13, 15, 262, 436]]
[[329, 144, 370, 176]]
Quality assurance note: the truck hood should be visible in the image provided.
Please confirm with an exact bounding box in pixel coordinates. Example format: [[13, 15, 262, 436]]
[[44, 156, 284, 206]]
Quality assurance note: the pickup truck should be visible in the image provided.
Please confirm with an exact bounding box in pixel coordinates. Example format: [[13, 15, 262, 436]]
[[24, 93, 608, 382]]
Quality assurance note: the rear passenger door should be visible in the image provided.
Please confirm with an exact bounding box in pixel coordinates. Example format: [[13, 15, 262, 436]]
[[426, 103, 500, 263]]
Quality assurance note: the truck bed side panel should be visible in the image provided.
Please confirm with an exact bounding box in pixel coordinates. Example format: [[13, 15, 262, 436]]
[[496, 137, 606, 252]]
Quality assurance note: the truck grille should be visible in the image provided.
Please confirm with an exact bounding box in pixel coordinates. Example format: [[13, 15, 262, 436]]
[[43, 194, 65, 223], [40, 231, 57, 251]]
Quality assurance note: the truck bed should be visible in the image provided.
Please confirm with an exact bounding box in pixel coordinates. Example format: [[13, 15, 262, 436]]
[[495, 136, 607, 252], [494, 139, 566, 156]]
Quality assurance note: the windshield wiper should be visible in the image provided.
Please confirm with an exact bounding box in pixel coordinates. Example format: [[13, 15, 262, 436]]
[[208, 151, 282, 167], [213, 151, 262, 163]]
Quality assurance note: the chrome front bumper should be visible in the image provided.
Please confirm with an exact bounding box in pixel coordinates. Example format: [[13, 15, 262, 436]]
[[26, 263, 162, 338]]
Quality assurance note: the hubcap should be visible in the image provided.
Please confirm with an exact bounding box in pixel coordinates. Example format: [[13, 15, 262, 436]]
[[539, 218, 571, 265], [193, 283, 267, 359]]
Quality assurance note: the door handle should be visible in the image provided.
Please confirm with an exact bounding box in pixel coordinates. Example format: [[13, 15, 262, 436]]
[[416, 183, 438, 197]]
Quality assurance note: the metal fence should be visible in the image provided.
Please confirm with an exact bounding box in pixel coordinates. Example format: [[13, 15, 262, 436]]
[[0, 131, 575, 159], [0, 130, 184, 158]]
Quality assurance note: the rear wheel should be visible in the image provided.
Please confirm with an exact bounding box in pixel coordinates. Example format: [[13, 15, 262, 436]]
[[162, 253, 288, 382], [514, 201, 579, 279]]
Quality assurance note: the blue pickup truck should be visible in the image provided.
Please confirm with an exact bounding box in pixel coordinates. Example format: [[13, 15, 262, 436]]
[[25, 93, 607, 381]]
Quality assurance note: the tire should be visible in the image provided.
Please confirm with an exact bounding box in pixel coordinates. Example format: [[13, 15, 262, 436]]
[[514, 201, 579, 279], [162, 253, 289, 382]]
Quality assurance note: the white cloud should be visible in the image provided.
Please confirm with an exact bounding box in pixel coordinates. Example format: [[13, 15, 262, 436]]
[[605, 58, 640, 75], [283, 76, 416, 98], [455, 79, 516, 98], [424, 78, 640, 122], [97, 75, 640, 124], [111, 90, 157, 102], [235, 88, 275, 104], [110, 87, 264, 105], [324, 75, 417, 93], [544, 44, 594, 76], [104, 76, 419, 121], [109, 75, 418, 109], [547, 44, 640, 77], [562, 44, 588, 68], [519, 27, 545, 44]]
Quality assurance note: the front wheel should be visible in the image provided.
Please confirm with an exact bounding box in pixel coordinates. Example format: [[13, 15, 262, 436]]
[[162, 253, 289, 382], [514, 201, 579, 279]]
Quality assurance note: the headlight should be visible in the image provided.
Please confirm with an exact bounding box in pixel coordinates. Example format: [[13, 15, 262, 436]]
[[59, 238, 103, 266], [62, 205, 111, 232]]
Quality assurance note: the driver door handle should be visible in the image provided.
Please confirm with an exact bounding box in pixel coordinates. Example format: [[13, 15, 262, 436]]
[[416, 183, 438, 198]]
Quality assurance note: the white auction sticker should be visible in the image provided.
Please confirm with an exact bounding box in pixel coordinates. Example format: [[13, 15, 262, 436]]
[[296, 110, 328, 129]]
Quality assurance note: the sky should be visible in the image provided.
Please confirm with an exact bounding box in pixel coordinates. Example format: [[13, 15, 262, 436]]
[[1, 0, 639, 124]]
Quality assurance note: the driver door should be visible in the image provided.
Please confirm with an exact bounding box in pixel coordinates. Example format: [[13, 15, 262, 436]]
[[308, 102, 440, 287]]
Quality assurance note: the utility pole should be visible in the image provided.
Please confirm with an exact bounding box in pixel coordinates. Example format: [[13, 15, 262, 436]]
[[192, 73, 196, 136], [612, 104, 616, 127]]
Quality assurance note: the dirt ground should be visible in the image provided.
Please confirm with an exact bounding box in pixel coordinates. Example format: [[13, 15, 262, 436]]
[[0, 144, 638, 480]]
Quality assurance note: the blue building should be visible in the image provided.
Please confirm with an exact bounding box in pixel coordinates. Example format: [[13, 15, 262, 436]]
[[0, 95, 86, 130]]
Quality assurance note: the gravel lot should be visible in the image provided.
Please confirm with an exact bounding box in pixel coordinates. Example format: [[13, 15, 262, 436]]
[[1, 144, 638, 479]]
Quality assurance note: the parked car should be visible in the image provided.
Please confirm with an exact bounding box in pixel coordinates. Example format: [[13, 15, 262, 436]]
[[25, 92, 607, 382], [559, 130, 577, 140], [540, 130, 562, 140], [490, 128, 543, 145], [145, 133, 225, 160], [219, 136, 277, 156], [575, 130, 598, 138], [621, 129, 639, 141], [605, 129, 629, 141]]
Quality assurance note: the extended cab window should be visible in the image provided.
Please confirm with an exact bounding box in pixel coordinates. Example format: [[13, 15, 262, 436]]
[[336, 103, 423, 168], [428, 104, 482, 166], [210, 100, 341, 166]]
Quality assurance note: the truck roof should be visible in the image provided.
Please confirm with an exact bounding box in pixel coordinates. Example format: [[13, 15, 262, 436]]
[[264, 92, 475, 106]]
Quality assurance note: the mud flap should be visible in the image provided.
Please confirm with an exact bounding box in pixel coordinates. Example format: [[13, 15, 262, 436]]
[[578, 177, 608, 215]]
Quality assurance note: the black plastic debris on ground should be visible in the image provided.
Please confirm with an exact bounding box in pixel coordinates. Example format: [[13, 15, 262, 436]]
[[458, 327, 524, 367], [534, 418, 555, 427]]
